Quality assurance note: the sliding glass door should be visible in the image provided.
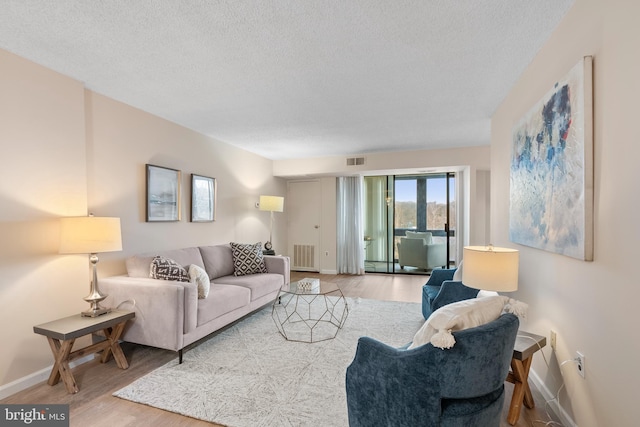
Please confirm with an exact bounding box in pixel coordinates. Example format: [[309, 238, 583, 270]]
[[364, 173, 456, 274], [363, 176, 393, 273]]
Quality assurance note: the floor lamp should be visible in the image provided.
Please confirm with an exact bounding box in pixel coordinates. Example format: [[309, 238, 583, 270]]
[[59, 215, 123, 317], [259, 195, 284, 254]]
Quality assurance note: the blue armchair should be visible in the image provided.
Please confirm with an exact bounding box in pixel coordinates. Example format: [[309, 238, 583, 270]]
[[422, 267, 479, 319], [345, 313, 519, 427]]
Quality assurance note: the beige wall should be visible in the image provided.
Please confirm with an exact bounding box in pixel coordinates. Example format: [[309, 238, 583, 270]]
[[0, 49, 285, 393], [0, 49, 89, 390], [491, 0, 638, 425], [85, 91, 286, 276]]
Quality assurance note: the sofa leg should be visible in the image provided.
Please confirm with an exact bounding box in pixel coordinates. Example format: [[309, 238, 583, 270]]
[[178, 349, 183, 364]]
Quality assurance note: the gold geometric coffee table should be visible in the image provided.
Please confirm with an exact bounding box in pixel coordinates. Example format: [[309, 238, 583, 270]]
[[272, 280, 348, 343]]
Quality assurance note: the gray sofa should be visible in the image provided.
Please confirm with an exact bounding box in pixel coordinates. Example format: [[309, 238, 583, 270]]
[[100, 244, 290, 362]]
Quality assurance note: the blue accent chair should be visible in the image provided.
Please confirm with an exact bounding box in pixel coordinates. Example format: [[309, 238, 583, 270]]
[[345, 313, 519, 427], [422, 268, 479, 319]]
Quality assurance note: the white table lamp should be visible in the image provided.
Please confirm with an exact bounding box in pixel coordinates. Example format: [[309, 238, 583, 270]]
[[59, 216, 122, 317], [462, 245, 519, 292]]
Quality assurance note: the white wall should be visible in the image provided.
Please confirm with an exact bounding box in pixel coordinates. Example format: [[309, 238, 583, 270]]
[[0, 49, 285, 393], [273, 145, 490, 178], [275, 146, 491, 270], [473, 170, 491, 246], [320, 177, 338, 274], [491, 0, 639, 425]]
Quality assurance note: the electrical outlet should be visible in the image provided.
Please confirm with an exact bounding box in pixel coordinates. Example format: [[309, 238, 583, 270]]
[[550, 330, 557, 350], [576, 351, 585, 378]]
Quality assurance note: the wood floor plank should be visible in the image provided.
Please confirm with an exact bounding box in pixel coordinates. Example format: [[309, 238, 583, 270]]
[[2, 271, 558, 427]]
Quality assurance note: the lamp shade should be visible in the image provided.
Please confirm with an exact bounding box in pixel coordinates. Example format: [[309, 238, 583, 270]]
[[259, 195, 284, 212], [462, 246, 519, 292], [59, 216, 122, 254]]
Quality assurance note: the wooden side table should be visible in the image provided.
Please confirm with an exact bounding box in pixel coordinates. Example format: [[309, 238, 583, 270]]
[[33, 310, 135, 394], [506, 331, 547, 425]]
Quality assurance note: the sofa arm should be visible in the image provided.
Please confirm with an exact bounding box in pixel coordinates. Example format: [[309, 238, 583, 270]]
[[346, 337, 441, 426], [264, 255, 290, 288], [431, 280, 479, 312], [422, 270, 462, 319], [100, 275, 197, 351], [424, 268, 456, 287], [425, 242, 447, 269]]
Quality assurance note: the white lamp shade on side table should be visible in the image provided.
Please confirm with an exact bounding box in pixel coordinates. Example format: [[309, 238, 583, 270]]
[[462, 246, 519, 292], [59, 217, 122, 254], [59, 216, 123, 317]]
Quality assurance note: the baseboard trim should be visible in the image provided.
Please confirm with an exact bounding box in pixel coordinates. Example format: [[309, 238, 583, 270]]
[[319, 269, 337, 275], [529, 369, 578, 427], [0, 355, 95, 400]]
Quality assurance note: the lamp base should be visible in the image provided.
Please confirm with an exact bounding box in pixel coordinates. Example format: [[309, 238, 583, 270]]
[[263, 249, 275, 255], [83, 257, 111, 317], [81, 306, 112, 317]]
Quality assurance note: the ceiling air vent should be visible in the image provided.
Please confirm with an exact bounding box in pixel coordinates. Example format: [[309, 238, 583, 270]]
[[346, 157, 365, 166]]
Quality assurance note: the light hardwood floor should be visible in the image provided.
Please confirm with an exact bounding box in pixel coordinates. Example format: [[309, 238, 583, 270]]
[[3, 272, 558, 427]]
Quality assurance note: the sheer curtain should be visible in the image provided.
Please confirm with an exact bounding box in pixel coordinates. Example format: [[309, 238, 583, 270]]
[[337, 176, 364, 275]]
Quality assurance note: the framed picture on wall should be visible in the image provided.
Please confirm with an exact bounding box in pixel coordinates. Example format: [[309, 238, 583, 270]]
[[146, 164, 181, 222], [191, 174, 217, 222], [509, 56, 593, 261]]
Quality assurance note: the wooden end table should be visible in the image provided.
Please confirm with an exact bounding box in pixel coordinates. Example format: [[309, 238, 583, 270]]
[[33, 310, 135, 394], [506, 331, 547, 425]]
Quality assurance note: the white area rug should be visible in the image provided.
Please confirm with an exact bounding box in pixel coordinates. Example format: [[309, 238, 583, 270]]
[[114, 298, 424, 427]]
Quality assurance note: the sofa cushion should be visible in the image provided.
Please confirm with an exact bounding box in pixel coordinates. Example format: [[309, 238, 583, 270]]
[[189, 264, 211, 299], [230, 242, 268, 276], [405, 231, 433, 244], [198, 244, 235, 279], [197, 284, 251, 326], [126, 247, 205, 278], [215, 273, 283, 301], [150, 256, 190, 282]]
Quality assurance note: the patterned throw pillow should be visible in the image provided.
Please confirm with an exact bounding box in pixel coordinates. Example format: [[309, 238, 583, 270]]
[[230, 242, 268, 276], [150, 256, 190, 282]]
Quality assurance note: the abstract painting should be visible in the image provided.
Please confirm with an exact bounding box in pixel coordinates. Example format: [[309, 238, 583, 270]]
[[510, 57, 593, 261]]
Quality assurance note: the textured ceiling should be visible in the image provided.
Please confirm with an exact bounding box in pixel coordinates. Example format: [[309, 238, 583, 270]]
[[0, 1, 574, 160]]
